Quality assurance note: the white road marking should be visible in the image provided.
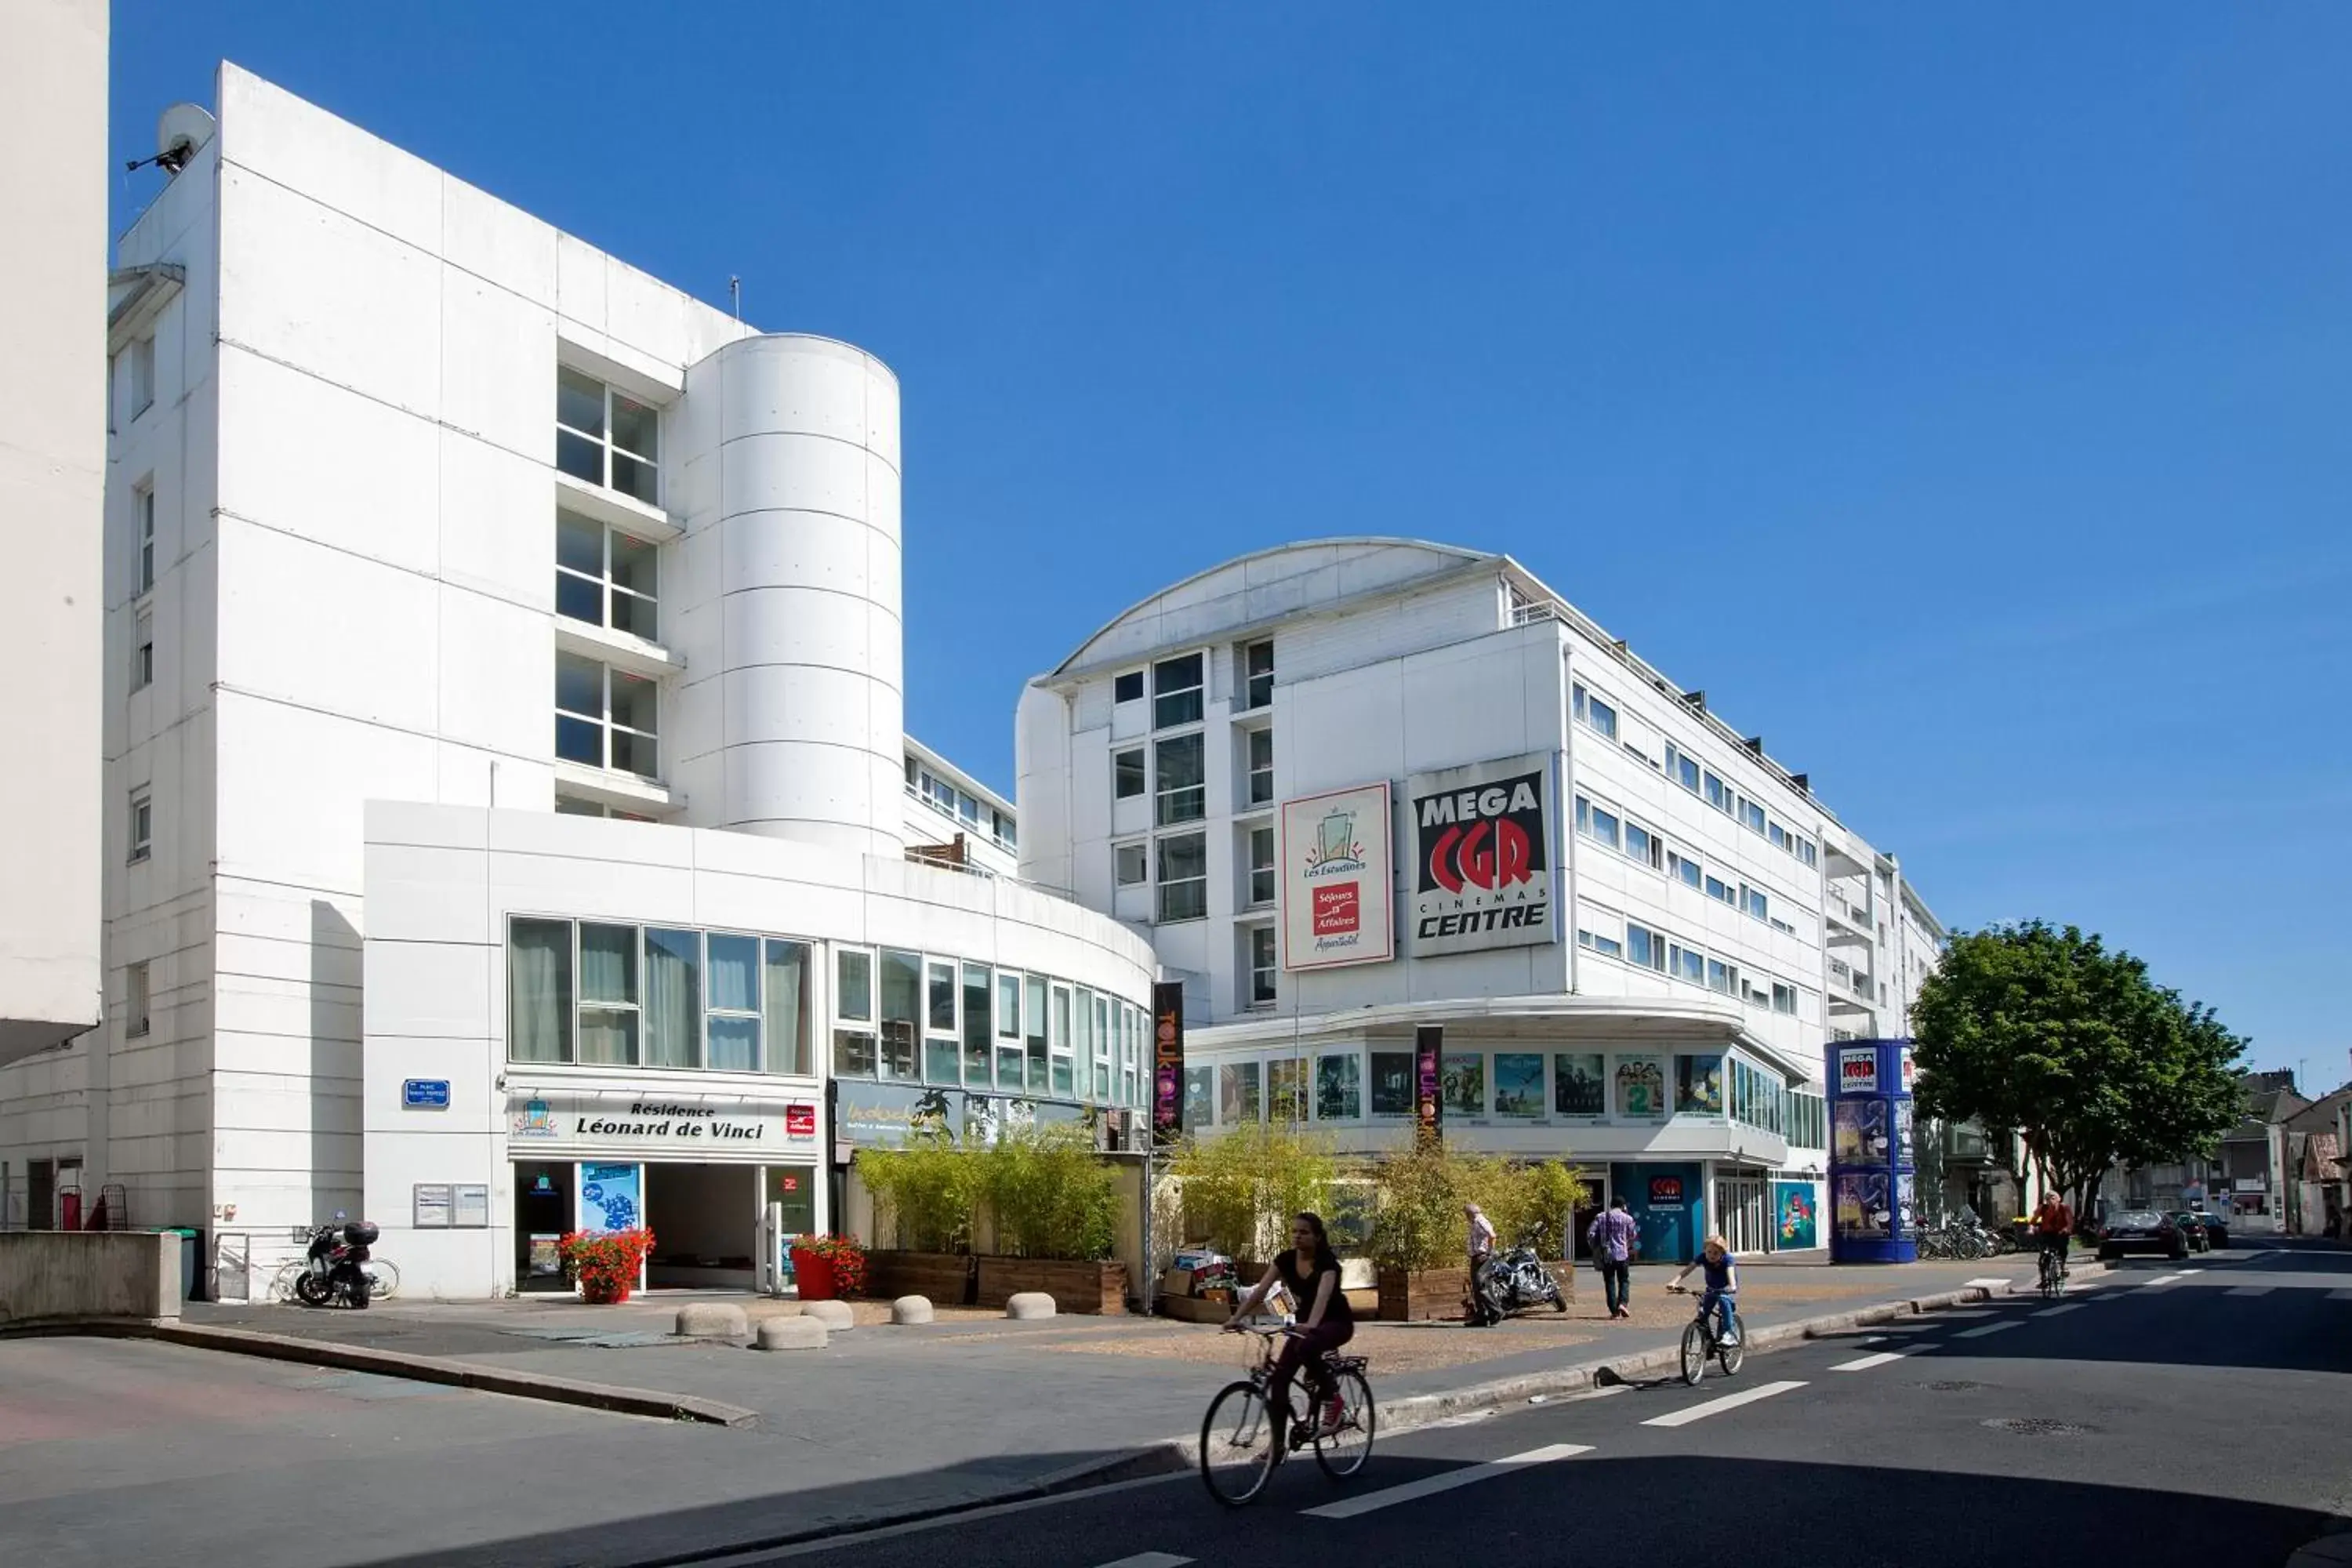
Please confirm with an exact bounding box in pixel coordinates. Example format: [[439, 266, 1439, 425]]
[[1302, 1443, 1593, 1519], [2326, 1290, 2352, 1302], [2224, 1285, 2274, 1298], [1830, 1352, 1907, 1371], [1094, 1556, 1192, 1568], [2036, 1303, 2085, 1318], [1965, 1277, 2011, 1290], [1955, 1321, 2020, 1339], [1642, 1381, 1807, 1428], [2144, 1273, 2187, 1286]]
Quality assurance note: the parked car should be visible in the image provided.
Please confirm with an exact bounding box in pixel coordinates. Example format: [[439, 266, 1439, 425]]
[[2169, 1212, 2210, 1254], [2193, 1210, 2230, 1249], [2097, 1210, 2188, 1261]]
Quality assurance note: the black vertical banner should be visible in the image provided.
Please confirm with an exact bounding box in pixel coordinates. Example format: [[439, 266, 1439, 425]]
[[1152, 982, 1185, 1147], [1415, 1024, 1443, 1144]]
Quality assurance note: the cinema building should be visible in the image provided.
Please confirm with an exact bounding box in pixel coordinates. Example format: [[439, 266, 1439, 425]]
[[1018, 540, 1944, 1262]]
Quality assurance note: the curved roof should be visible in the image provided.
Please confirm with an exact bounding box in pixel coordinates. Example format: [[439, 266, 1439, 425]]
[[1049, 536, 1497, 677]]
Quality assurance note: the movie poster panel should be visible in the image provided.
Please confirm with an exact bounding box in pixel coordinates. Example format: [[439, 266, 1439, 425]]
[[1613, 1053, 1668, 1122], [1552, 1053, 1606, 1120]]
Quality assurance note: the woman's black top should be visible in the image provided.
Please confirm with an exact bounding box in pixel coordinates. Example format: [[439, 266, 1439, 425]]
[[1275, 1247, 1353, 1325]]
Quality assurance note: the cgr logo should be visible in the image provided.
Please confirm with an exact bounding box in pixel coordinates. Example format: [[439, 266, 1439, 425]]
[[1414, 772, 1547, 894]]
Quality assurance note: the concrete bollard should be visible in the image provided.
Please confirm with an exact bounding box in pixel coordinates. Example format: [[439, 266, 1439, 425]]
[[754, 1316, 828, 1351], [1005, 1292, 1057, 1321], [675, 1302, 749, 1340], [891, 1294, 934, 1326], [802, 1299, 855, 1330]]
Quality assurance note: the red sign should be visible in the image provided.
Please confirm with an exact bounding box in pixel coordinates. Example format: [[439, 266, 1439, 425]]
[[786, 1104, 818, 1139], [1649, 1176, 1685, 1208], [1312, 883, 1361, 936]]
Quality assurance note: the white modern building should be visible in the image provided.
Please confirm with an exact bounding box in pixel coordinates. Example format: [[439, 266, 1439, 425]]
[[1019, 540, 1944, 1261], [905, 736, 1021, 880], [0, 0, 108, 1229], [0, 64, 1155, 1298]]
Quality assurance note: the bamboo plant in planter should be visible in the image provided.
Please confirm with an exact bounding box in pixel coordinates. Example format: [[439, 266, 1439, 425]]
[[858, 1134, 982, 1305], [1369, 1142, 1586, 1319], [974, 1124, 1129, 1314]]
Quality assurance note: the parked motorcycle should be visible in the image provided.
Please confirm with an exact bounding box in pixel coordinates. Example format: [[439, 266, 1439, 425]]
[[294, 1215, 380, 1309], [1471, 1246, 1568, 1323]]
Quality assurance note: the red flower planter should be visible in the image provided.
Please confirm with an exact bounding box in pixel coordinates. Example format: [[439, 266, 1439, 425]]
[[790, 1247, 837, 1301], [582, 1277, 633, 1305]]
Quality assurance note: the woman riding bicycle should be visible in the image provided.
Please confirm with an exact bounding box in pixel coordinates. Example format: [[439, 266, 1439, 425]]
[[1225, 1211, 1354, 1442], [1668, 1233, 1740, 1347]]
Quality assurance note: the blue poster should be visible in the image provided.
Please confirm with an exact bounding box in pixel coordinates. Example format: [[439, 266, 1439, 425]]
[[579, 1162, 641, 1232], [1774, 1181, 1818, 1249]]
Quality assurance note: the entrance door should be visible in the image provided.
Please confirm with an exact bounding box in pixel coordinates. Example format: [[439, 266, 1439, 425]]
[[767, 1165, 818, 1290], [27, 1160, 53, 1230], [1570, 1174, 1607, 1261], [1720, 1175, 1769, 1254], [514, 1161, 574, 1291]]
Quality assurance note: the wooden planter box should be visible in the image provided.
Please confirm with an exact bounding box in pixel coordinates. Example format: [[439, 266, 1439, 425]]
[[1376, 1262, 1575, 1320], [866, 1250, 976, 1305], [976, 1256, 1130, 1315]]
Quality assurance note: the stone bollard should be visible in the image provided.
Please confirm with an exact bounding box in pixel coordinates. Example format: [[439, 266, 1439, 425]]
[[1005, 1291, 1057, 1321], [754, 1316, 828, 1352], [802, 1299, 855, 1330], [675, 1302, 749, 1340], [891, 1294, 934, 1326]]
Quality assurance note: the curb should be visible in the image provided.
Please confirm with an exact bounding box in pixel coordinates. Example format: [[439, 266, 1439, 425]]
[[3, 1316, 759, 1428]]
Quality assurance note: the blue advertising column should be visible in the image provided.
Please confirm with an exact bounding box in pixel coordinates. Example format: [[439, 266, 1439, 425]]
[[1828, 1039, 1918, 1264]]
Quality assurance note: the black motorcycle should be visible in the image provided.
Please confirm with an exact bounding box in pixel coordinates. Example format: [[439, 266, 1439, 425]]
[[1470, 1246, 1568, 1324], [295, 1218, 379, 1309]]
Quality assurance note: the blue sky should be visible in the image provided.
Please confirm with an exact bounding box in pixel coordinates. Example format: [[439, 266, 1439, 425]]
[[110, 5, 2350, 1080]]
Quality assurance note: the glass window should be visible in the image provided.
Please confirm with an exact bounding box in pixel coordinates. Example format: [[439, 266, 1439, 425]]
[[121, 335, 155, 420], [125, 960, 151, 1037], [135, 485, 155, 595], [1706, 875, 1736, 906], [1113, 670, 1145, 704], [128, 790, 151, 863], [962, 964, 993, 1087], [764, 939, 811, 1074], [926, 960, 960, 1084], [557, 367, 660, 506], [1155, 734, 1204, 825], [132, 606, 154, 690], [1369, 1051, 1414, 1116], [556, 510, 659, 641], [1744, 886, 1769, 922], [1670, 851, 1702, 890], [1668, 745, 1700, 793], [1315, 1053, 1362, 1120], [880, 949, 922, 1081], [1625, 821, 1658, 868], [1249, 925, 1277, 1006], [1588, 694, 1617, 740], [644, 928, 702, 1069], [578, 922, 640, 1064], [1269, 1059, 1306, 1123], [1025, 975, 1049, 1093], [1243, 640, 1275, 710], [1575, 794, 1589, 835], [1769, 822, 1789, 851], [1773, 982, 1797, 1015], [1115, 841, 1149, 887], [1627, 924, 1666, 971], [1743, 799, 1768, 835], [1114, 747, 1146, 800], [556, 653, 659, 779], [1707, 957, 1737, 995], [1579, 927, 1623, 960], [1572, 683, 1586, 723], [1093, 993, 1112, 1100], [1050, 984, 1074, 1095], [1247, 826, 1276, 907], [706, 933, 760, 1072], [1590, 805, 1621, 851], [1153, 652, 1204, 728], [1705, 772, 1732, 813], [1156, 832, 1207, 923], [1073, 987, 1095, 1101], [1221, 1062, 1263, 1123], [1799, 837, 1818, 867], [1247, 727, 1274, 807], [1673, 943, 1706, 984], [837, 948, 873, 1022], [509, 918, 573, 1063], [1677, 1054, 1725, 1116], [994, 971, 1025, 1089]]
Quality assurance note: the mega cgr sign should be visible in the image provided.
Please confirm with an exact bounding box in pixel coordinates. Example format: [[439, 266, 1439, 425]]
[[1406, 752, 1558, 956]]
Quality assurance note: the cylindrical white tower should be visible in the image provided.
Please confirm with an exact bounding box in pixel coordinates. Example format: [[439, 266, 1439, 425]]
[[694, 334, 905, 857]]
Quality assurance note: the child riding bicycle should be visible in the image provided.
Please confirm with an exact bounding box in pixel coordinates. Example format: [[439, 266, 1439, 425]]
[[1668, 1234, 1740, 1346]]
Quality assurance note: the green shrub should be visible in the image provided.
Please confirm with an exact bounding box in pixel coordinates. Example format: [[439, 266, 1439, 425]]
[[977, 1123, 1123, 1261], [1368, 1142, 1591, 1269], [1168, 1123, 1338, 1260], [858, 1135, 982, 1254]]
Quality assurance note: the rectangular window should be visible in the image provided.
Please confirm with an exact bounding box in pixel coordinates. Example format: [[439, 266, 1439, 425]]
[[126, 960, 151, 1038], [1773, 982, 1798, 1015], [1025, 974, 1049, 1093], [1152, 652, 1204, 728], [556, 653, 659, 779], [961, 964, 993, 1088], [1669, 851, 1703, 891], [926, 960, 961, 1084], [1156, 832, 1208, 923], [994, 971, 1024, 1089], [764, 939, 812, 1075], [1705, 772, 1732, 814], [509, 918, 574, 1063], [1249, 925, 1277, 1007], [1246, 727, 1274, 807], [1369, 1051, 1414, 1116], [1242, 640, 1275, 711], [1155, 734, 1205, 825], [1667, 744, 1700, 794], [1627, 924, 1666, 971], [1093, 994, 1112, 1101], [1572, 682, 1584, 724], [1113, 747, 1146, 800], [556, 510, 659, 641], [121, 336, 154, 421], [1115, 840, 1149, 887], [879, 949, 922, 1081], [128, 789, 151, 863], [1769, 822, 1788, 851], [1624, 820, 1661, 869], [1577, 926, 1624, 960], [578, 922, 641, 1064], [1247, 826, 1276, 906], [1707, 957, 1737, 996], [1049, 983, 1074, 1095], [703, 932, 761, 1072], [1799, 837, 1818, 867], [132, 606, 154, 690], [1588, 804, 1621, 851], [1705, 874, 1736, 906], [135, 484, 156, 595], [1671, 943, 1706, 985], [1744, 885, 1769, 922], [1114, 670, 1145, 705], [643, 928, 702, 1069], [1587, 691, 1618, 740], [556, 366, 661, 506], [1743, 798, 1768, 835]]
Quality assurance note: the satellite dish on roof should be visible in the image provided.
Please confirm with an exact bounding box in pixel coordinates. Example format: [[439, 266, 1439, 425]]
[[154, 103, 216, 174]]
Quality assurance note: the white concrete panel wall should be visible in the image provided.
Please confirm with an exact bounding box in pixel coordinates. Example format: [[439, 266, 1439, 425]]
[[673, 336, 905, 856], [361, 804, 1156, 1297]]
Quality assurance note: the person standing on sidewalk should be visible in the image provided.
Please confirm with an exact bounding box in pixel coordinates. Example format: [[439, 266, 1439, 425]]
[[1464, 1203, 1500, 1326], [1587, 1195, 1638, 1319]]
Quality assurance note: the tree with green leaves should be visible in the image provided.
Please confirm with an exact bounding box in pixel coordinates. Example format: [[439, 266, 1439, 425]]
[[1910, 921, 2246, 1214]]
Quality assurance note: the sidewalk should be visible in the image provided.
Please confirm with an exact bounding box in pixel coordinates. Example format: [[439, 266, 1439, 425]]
[[32, 1251, 2058, 1566]]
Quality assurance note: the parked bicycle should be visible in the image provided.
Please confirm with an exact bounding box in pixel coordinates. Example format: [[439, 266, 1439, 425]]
[[267, 1221, 400, 1304], [1668, 1283, 1744, 1385], [1198, 1325, 1376, 1506]]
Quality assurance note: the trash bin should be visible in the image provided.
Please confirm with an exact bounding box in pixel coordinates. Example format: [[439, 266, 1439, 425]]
[[165, 1228, 201, 1301]]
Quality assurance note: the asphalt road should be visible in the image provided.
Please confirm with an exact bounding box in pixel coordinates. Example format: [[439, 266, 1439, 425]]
[[703, 1237, 2352, 1568]]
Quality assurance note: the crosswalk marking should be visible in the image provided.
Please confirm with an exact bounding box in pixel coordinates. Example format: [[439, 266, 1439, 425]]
[[1830, 1352, 1907, 1371], [2326, 1289, 2352, 1302], [2036, 1303, 2085, 1318], [2145, 1272, 2187, 1286], [1301, 1443, 1593, 1519], [1954, 1320, 2020, 1339], [2224, 1285, 2274, 1298], [1094, 1557, 1192, 1568], [1642, 1381, 1806, 1428]]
